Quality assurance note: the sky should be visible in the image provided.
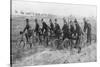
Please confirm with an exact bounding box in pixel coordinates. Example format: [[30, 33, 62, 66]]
[[12, 0, 97, 17]]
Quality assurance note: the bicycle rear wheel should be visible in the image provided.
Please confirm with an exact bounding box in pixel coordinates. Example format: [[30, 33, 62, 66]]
[[62, 39, 70, 49], [53, 39, 62, 49]]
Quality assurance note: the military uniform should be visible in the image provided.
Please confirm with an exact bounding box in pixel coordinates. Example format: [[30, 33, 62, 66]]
[[34, 22, 40, 36], [23, 23, 33, 42], [42, 21, 49, 34], [75, 19, 83, 48], [84, 21, 91, 44], [50, 21, 54, 35], [62, 23, 69, 40], [54, 23, 61, 39]]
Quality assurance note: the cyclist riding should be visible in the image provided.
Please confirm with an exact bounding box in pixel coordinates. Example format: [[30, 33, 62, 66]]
[[20, 18, 33, 43]]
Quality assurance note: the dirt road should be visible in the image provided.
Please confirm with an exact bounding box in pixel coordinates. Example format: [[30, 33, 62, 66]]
[[12, 42, 96, 67]]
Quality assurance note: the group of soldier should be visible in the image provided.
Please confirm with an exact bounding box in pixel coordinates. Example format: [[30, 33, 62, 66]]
[[20, 17, 92, 50]]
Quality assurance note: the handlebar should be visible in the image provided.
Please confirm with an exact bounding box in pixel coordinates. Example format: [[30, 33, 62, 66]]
[[20, 31, 23, 35]]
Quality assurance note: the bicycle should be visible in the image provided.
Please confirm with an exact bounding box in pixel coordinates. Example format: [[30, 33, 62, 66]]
[[16, 30, 35, 49], [16, 31, 26, 49]]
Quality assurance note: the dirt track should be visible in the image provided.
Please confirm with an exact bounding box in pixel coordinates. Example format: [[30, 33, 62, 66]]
[[12, 42, 96, 67]]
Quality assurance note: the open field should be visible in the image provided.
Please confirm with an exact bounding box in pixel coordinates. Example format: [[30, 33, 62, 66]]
[[11, 15, 97, 67]]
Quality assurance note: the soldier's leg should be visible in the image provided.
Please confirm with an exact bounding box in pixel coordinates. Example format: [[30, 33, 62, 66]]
[[88, 33, 91, 44], [36, 32, 38, 36], [50, 30, 52, 36], [76, 36, 81, 53], [28, 33, 33, 48], [27, 32, 32, 43], [55, 32, 57, 39], [43, 31, 45, 40], [63, 33, 65, 40], [78, 36, 81, 45], [75, 36, 79, 48], [87, 33, 90, 43], [57, 34, 59, 39], [58, 33, 60, 39], [25, 33, 28, 42]]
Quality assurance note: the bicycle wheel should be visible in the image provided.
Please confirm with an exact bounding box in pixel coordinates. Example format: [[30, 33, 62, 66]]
[[16, 36, 26, 48], [53, 39, 60, 49], [80, 34, 87, 48], [62, 38, 70, 49]]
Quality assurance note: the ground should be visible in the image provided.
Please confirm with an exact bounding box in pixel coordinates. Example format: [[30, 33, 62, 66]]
[[12, 42, 96, 67]]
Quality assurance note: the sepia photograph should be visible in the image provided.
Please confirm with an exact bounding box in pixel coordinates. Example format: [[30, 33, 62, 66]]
[[10, 0, 97, 67]]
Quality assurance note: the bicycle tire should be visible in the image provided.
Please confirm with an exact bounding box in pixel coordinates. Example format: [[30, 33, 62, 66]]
[[16, 37, 26, 49]]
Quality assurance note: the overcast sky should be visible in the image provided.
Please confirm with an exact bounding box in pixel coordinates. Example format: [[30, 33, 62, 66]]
[[12, 0, 97, 17]]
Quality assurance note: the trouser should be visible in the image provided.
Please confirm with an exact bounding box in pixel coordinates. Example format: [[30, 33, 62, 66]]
[[55, 33, 61, 39], [87, 33, 91, 44], [75, 35, 81, 53], [25, 33, 31, 42], [63, 33, 68, 40], [50, 30, 54, 36], [75, 35, 81, 48]]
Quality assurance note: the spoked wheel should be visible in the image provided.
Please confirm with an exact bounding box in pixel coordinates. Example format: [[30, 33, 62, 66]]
[[80, 34, 87, 48], [53, 39, 58, 49], [62, 38, 74, 50], [53, 39, 63, 49], [46, 36, 53, 47], [42, 36, 48, 47], [16, 37, 26, 49], [62, 38, 69, 49], [32, 36, 39, 44]]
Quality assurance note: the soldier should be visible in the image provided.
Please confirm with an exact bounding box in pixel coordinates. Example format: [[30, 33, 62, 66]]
[[49, 19, 54, 36], [34, 19, 40, 36], [21, 18, 33, 43], [83, 18, 91, 44], [74, 18, 84, 53], [54, 19, 61, 39], [41, 19, 50, 39], [70, 20, 76, 38], [74, 19, 82, 45], [62, 18, 69, 40]]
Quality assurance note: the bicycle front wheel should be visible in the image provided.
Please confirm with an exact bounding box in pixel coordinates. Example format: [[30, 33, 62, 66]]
[[16, 38, 26, 48]]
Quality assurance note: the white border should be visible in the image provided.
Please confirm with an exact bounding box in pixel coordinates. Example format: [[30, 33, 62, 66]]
[[0, 0, 100, 67]]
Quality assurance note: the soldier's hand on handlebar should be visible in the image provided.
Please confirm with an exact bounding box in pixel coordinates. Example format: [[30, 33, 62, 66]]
[[20, 31, 23, 34]]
